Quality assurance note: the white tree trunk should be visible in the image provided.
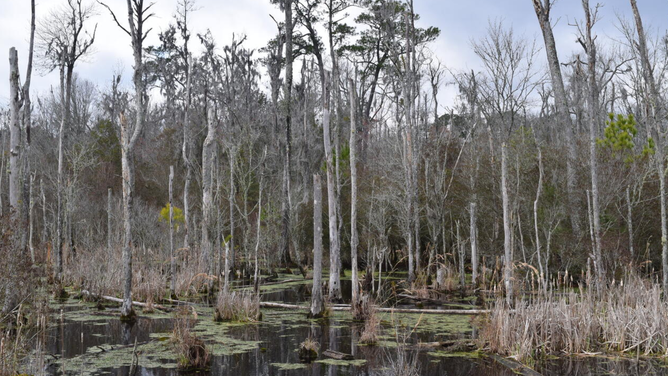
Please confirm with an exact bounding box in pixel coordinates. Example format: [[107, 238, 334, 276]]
[[8, 48, 20, 216], [202, 105, 216, 292], [626, 187, 634, 257], [107, 187, 113, 254], [470, 202, 478, 286], [348, 79, 359, 307], [323, 73, 341, 301], [310, 174, 324, 317]]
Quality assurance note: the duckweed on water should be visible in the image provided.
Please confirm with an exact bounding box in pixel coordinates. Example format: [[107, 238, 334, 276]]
[[315, 358, 367, 367], [271, 362, 309, 370]]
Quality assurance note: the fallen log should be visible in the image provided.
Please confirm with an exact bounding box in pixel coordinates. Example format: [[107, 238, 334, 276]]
[[417, 339, 477, 352], [323, 349, 354, 360], [259, 302, 489, 315], [81, 290, 173, 312]]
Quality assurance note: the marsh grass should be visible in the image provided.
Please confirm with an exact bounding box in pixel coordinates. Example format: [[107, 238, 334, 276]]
[[214, 290, 260, 322], [480, 274, 668, 362], [171, 307, 210, 370]]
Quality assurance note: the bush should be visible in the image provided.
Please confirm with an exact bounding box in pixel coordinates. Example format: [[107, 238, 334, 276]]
[[171, 308, 210, 370]]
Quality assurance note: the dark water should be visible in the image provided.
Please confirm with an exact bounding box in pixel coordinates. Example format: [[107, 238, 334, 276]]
[[35, 281, 668, 376]]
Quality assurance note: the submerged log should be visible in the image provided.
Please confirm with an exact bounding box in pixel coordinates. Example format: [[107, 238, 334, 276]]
[[259, 302, 489, 315], [491, 355, 543, 376], [323, 349, 354, 360]]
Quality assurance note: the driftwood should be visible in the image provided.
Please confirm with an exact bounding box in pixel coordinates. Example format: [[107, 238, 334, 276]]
[[259, 302, 489, 315], [323, 349, 354, 360], [491, 355, 543, 376], [81, 290, 173, 312]]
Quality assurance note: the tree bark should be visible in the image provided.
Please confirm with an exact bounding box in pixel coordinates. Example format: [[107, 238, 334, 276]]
[[626, 187, 634, 257], [182, 55, 193, 253], [8, 48, 20, 218], [310, 174, 324, 317]]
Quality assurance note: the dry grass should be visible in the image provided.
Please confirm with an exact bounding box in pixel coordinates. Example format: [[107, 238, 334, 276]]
[[383, 328, 420, 376], [357, 295, 381, 345], [480, 275, 668, 361], [214, 290, 260, 322], [171, 307, 210, 370], [298, 336, 319, 362]]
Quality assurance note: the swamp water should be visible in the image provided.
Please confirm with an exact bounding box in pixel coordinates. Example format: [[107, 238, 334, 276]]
[[33, 279, 668, 375]]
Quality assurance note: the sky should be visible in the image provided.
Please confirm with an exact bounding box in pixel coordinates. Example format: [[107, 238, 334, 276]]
[[1, 0, 667, 110]]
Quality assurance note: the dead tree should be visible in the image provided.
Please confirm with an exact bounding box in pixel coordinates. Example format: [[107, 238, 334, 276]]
[[579, 0, 605, 285], [100, 0, 154, 321], [629, 0, 667, 291], [310, 174, 324, 317], [532, 0, 581, 237], [349, 78, 359, 308], [281, 0, 294, 266], [502, 143, 512, 304], [169, 166, 175, 297]]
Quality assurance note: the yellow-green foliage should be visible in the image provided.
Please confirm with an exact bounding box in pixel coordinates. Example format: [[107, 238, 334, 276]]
[[597, 113, 653, 162], [159, 203, 185, 229]]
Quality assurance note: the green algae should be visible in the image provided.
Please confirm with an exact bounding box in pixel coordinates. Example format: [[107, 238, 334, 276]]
[[315, 358, 367, 367], [271, 362, 309, 370], [428, 350, 483, 359]]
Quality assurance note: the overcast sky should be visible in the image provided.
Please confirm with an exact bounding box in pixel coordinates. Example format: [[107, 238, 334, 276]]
[[1, 0, 667, 110]]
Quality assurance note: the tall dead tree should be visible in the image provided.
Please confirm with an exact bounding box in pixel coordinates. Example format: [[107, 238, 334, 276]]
[[580, 0, 605, 285], [349, 78, 359, 308], [324, 72, 342, 301], [502, 143, 512, 304], [169, 166, 175, 297], [532, 0, 581, 237], [281, 0, 294, 266], [310, 174, 324, 317], [100, 0, 153, 320], [202, 104, 217, 293], [629, 0, 667, 291]]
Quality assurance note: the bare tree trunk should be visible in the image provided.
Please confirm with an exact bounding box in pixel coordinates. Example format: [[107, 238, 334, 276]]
[[169, 166, 175, 297], [470, 202, 477, 286], [254, 152, 265, 294], [626, 187, 634, 258], [281, 0, 294, 267], [349, 79, 359, 307], [502, 143, 512, 305], [182, 55, 193, 253], [582, 0, 605, 285], [323, 73, 341, 301], [41, 179, 46, 245], [310, 174, 324, 317], [29, 174, 34, 263], [532, 0, 581, 237], [202, 105, 216, 293], [8, 48, 21, 218], [629, 0, 667, 291], [534, 147, 545, 289], [457, 221, 465, 290], [228, 152, 235, 279], [107, 188, 112, 254]]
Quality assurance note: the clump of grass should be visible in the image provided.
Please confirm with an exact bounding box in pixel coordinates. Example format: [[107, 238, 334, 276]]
[[357, 295, 380, 345], [383, 326, 420, 376], [171, 307, 210, 370], [298, 336, 319, 362], [480, 274, 668, 362], [214, 290, 260, 322]]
